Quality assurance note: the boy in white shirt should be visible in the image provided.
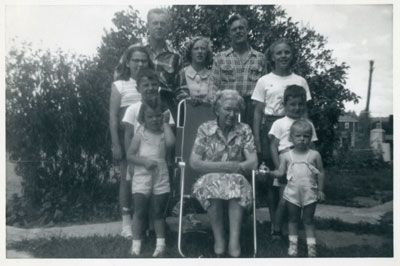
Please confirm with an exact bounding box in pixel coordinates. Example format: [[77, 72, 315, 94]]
[[268, 85, 318, 238]]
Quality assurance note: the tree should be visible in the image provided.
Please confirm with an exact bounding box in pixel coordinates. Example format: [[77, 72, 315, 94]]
[[102, 4, 359, 162], [6, 4, 360, 225]]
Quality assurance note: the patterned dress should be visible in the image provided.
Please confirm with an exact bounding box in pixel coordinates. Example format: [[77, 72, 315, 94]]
[[191, 120, 256, 210]]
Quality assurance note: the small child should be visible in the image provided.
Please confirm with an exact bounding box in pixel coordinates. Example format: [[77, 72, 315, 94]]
[[126, 98, 175, 257], [268, 85, 318, 240], [123, 68, 175, 178], [268, 119, 325, 257]]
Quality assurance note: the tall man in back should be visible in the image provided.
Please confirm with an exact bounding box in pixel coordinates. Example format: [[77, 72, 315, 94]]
[[209, 14, 266, 126], [144, 8, 183, 122]]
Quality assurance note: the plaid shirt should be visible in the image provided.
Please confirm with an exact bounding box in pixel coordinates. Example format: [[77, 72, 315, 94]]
[[209, 47, 266, 97], [144, 40, 183, 98]]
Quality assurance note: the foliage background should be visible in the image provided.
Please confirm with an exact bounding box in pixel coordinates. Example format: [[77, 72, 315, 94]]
[[6, 5, 361, 226]]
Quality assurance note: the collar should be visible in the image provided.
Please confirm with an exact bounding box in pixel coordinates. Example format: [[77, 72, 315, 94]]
[[209, 119, 241, 143], [225, 46, 256, 57], [185, 65, 210, 80], [143, 38, 179, 55]]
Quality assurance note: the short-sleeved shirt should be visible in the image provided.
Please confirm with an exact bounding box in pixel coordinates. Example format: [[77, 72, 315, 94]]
[[251, 72, 311, 116], [113, 78, 141, 107], [209, 47, 266, 97], [192, 120, 256, 162], [269, 116, 318, 152], [179, 65, 210, 98], [143, 40, 183, 98], [122, 101, 175, 133]]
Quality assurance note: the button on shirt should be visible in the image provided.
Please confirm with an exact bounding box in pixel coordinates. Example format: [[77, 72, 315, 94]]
[[182, 65, 210, 97], [209, 47, 266, 97]]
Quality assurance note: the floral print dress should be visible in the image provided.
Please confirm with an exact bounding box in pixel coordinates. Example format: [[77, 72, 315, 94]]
[[191, 120, 256, 210]]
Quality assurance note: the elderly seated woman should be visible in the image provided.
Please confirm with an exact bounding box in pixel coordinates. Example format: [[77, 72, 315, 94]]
[[189, 89, 258, 258]]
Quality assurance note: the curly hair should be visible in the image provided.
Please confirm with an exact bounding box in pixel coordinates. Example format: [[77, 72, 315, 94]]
[[114, 45, 153, 81], [265, 38, 297, 71], [213, 89, 245, 115], [184, 36, 213, 67]]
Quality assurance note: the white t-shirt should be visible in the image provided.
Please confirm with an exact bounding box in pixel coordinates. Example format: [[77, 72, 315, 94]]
[[122, 101, 175, 133], [113, 78, 141, 107], [269, 116, 318, 152], [251, 72, 311, 116]]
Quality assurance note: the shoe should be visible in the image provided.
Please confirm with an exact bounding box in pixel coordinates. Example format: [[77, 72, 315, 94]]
[[152, 245, 166, 258], [288, 240, 298, 257], [308, 244, 317, 257], [129, 241, 141, 257], [121, 225, 133, 239]]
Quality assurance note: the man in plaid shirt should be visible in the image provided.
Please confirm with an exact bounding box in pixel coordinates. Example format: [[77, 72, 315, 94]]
[[209, 14, 266, 126], [144, 8, 183, 121]]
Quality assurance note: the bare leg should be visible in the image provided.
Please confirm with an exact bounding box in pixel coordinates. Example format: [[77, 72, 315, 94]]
[[273, 185, 286, 234], [228, 199, 244, 257], [132, 194, 150, 240], [287, 201, 301, 256], [302, 202, 317, 238], [287, 201, 300, 236], [150, 193, 170, 238], [120, 159, 132, 238], [119, 160, 131, 214], [303, 202, 317, 257], [208, 199, 225, 255], [267, 186, 277, 232]]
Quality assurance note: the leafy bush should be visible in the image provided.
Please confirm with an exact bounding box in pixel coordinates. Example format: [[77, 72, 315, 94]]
[[6, 43, 118, 226]]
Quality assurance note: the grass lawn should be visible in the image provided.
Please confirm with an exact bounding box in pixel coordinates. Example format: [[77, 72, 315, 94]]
[[323, 165, 392, 207], [8, 220, 393, 258]]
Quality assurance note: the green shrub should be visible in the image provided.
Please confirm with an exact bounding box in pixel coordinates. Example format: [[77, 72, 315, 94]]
[[6, 43, 118, 226]]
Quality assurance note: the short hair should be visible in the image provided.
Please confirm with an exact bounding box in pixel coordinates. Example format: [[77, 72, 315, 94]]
[[114, 45, 153, 81], [283, 85, 307, 105], [136, 68, 159, 87], [265, 38, 297, 71], [227, 14, 248, 31], [147, 8, 170, 24], [213, 89, 245, 115], [290, 119, 313, 137], [137, 100, 164, 126], [184, 36, 213, 67]]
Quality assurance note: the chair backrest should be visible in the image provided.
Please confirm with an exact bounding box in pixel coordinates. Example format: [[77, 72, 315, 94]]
[[175, 99, 215, 195]]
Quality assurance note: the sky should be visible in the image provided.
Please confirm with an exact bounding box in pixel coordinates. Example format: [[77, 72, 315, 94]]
[[3, 2, 396, 117]]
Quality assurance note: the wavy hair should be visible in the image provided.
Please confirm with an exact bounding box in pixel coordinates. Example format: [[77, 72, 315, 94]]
[[212, 89, 245, 115], [184, 36, 213, 67], [114, 45, 153, 81]]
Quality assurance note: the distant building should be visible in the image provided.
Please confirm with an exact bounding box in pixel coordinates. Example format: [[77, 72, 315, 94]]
[[338, 115, 359, 148], [337, 114, 393, 160]]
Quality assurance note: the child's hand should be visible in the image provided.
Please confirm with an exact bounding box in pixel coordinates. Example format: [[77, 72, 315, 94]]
[[318, 191, 325, 202], [144, 160, 158, 171]]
